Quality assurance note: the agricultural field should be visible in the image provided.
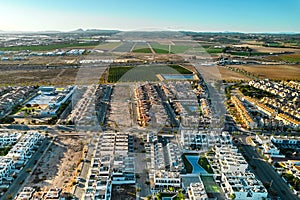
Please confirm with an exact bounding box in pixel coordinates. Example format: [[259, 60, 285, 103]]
[[235, 44, 300, 53], [267, 53, 300, 63], [107, 66, 135, 83], [205, 46, 223, 54], [132, 42, 152, 53], [107, 64, 192, 83], [112, 42, 135, 52], [150, 43, 170, 54], [172, 41, 199, 46], [0, 42, 100, 51], [132, 48, 152, 53], [169, 45, 191, 54], [149, 42, 192, 54], [93, 42, 122, 51], [234, 64, 300, 80]]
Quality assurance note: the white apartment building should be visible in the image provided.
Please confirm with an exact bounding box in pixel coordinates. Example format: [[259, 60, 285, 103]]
[[154, 170, 181, 190], [0, 157, 14, 185], [221, 172, 268, 200], [188, 182, 208, 200]]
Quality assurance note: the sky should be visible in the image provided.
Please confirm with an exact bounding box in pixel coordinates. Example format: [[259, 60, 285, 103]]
[[0, 0, 299, 33]]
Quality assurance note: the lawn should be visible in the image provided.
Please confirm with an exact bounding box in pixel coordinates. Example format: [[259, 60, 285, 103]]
[[201, 175, 221, 193]]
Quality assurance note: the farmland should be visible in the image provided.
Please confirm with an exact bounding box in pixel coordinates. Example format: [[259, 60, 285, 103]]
[[132, 48, 152, 53], [112, 42, 135, 52], [0, 42, 100, 51], [267, 53, 300, 63], [234, 64, 300, 80], [132, 42, 152, 53], [93, 42, 122, 51], [150, 43, 170, 54]]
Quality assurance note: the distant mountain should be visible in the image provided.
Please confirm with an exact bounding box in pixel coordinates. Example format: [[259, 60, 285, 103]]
[[36, 30, 62, 34], [70, 28, 84, 33], [68, 28, 120, 34]]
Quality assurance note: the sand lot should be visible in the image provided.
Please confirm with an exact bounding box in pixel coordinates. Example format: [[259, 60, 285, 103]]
[[27, 136, 85, 193]]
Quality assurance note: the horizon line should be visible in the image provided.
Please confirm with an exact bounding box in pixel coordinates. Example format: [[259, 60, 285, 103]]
[[0, 28, 299, 35]]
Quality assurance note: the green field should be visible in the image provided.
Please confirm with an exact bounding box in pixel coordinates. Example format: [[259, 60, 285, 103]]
[[108, 64, 192, 83], [152, 48, 170, 54], [132, 48, 152, 53], [229, 51, 270, 56], [108, 66, 135, 83], [150, 43, 191, 54], [151, 43, 170, 54], [205, 47, 223, 54], [0, 42, 100, 51], [94, 42, 121, 50], [201, 175, 221, 193], [170, 45, 191, 53], [169, 65, 192, 74], [269, 54, 300, 63], [132, 43, 152, 53]]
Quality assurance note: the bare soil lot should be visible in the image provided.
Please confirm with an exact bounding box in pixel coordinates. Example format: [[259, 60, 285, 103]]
[[217, 66, 250, 81], [27, 136, 85, 193], [0, 68, 79, 86]]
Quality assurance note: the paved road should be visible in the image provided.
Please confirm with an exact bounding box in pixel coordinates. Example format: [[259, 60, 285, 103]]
[[238, 135, 298, 200], [73, 133, 95, 200], [1, 137, 50, 200], [155, 85, 179, 127], [133, 135, 150, 198]]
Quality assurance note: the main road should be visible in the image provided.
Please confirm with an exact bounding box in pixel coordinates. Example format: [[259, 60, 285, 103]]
[[238, 135, 298, 200], [1, 137, 51, 200]]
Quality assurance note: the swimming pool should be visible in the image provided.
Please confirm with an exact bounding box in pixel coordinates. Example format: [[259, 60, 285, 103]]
[[161, 74, 195, 80], [185, 155, 208, 174]]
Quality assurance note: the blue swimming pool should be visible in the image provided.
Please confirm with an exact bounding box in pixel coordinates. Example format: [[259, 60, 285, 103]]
[[162, 74, 194, 80], [185, 155, 208, 174]]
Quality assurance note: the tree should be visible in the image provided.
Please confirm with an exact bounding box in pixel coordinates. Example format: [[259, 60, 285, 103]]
[[230, 193, 236, 199]]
